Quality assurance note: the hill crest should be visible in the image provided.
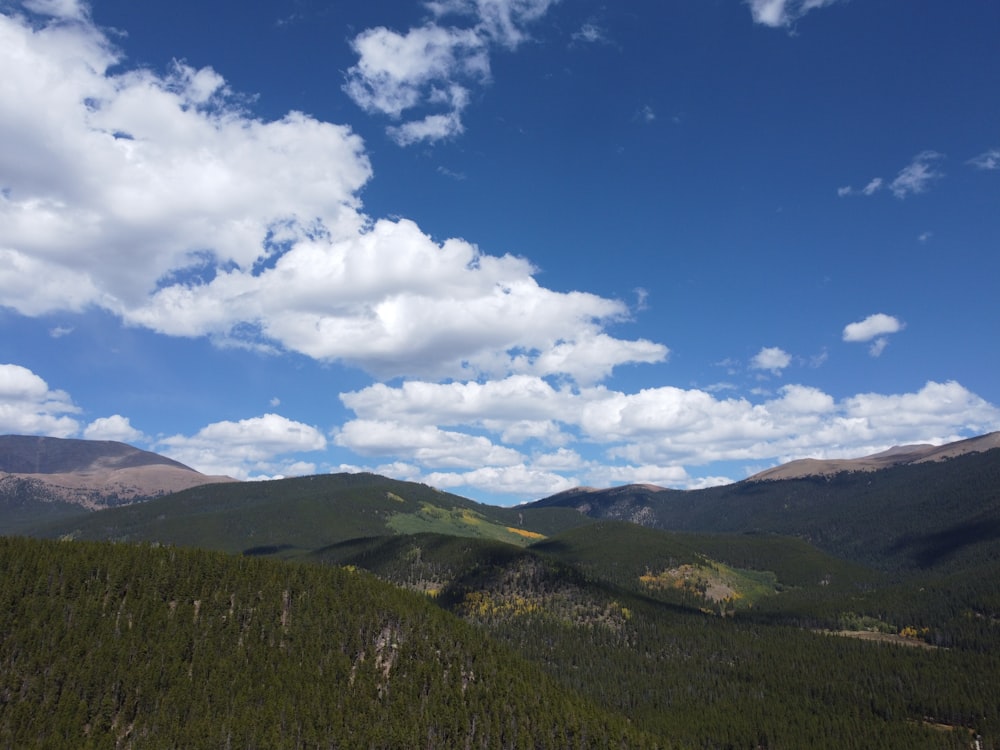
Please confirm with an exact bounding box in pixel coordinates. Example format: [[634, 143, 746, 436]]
[[746, 431, 1000, 482]]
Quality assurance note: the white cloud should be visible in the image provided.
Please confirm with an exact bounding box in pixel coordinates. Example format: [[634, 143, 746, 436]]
[[425, 464, 577, 499], [343, 25, 486, 119], [838, 176, 884, 198], [335, 419, 524, 469], [890, 151, 943, 198], [83, 414, 144, 443], [343, 0, 557, 144], [862, 177, 883, 195], [572, 22, 607, 44], [336, 375, 1000, 498], [867, 337, 890, 357], [843, 313, 904, 342], [587, 463, 690, 488], [747, 0, 842, 28], [839, 152, 945, 201], [0, 363, 80, 437], [22, 0, 88, 21], [844, 313, 904, 357], [750, 346, 792, 374], [968, 148, 1000, 171], [0, 8, 660, 386], [158, 413, 327, 479]]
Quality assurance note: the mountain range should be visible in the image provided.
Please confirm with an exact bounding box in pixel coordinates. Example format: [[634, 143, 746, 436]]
[[3, 432, 1000, 747]]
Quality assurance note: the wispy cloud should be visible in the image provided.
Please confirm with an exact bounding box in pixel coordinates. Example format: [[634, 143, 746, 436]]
[[890, 150, 943, 198], [968, 148, 1000, 171], [746, 0, 843, 29], [634, 104, 656, 124], [344, 0, 558, 145], [572, 22, 608, 45], [838, 153, 943, 199]]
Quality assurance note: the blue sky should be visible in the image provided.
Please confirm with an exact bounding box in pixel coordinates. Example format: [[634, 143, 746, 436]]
[[2, 0, 999, 504]]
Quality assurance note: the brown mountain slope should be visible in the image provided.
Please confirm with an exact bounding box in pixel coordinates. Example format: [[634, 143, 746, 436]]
[[747, 431, 1000, 482], [0, 435, 235, 510]]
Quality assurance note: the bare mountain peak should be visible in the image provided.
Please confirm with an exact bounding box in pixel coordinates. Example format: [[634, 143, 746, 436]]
[[0, 435, 235, 510], [748, 431, 1000, 482]]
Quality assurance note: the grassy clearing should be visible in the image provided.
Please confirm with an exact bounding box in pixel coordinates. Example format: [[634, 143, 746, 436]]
[[640, 560, 779, 608], [387, 502, 546, 546]]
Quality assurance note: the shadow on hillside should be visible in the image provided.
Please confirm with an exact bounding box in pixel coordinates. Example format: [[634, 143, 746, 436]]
[[887, 518, 1000, 568]]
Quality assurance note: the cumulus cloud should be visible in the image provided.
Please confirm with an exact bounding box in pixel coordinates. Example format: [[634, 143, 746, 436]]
[[843, 313, 904, 357], [158, 413, 327, 479], [335, 419, 524, 469], [0, 363, 80, 437], [0, 5, 659, 385], [746, 0, 843, 28], [336, 375, 1000, 498], [842, 313, 903, 342], [343, 0, 557, 145], [425, 464, 576, 498], [83, 414, 145, 443], [750, 346, 792, 374]]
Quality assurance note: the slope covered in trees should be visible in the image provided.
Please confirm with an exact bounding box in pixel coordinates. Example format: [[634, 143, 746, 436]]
[[529, 448, 1000, 572], [0, 536, 658, 749], [308, 525, 1000, 748], [28, 472, 590, 554]]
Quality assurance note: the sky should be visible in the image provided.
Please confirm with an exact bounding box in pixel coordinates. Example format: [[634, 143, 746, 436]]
[[1, 0, 999, 505]]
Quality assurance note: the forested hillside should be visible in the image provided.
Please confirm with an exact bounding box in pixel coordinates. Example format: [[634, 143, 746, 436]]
[[0, 536, 657, 749], [530, 448, 1000, 572], [312, 525, 1000, 748], [29, 472, 590, 554], [6, 451, 1000, 747]]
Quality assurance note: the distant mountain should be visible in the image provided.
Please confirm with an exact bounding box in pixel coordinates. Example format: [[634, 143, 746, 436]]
[[746, 431, 1000, 481], [527, 435, 1000, 571], [0, 435, 235, 532]]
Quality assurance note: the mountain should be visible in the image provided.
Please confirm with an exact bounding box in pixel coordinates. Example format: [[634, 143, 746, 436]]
[[8, 443, 1000, 746], [528, 435, 1000, 572], [29, 471, 592, 554], [746, 431, 1000, 481], [0, 435, 235, 532]]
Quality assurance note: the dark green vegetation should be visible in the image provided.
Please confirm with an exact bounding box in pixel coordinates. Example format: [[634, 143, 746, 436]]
[[530, 449, 1000, 572], [0, 474, 89, 534], [312, 523, 1000, 748], [5, 450, 1000, 748], [28, 473, 589, 554], [0, 536, 656, 749]]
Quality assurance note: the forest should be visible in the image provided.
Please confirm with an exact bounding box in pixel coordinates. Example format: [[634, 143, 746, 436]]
[[0, 536, 656, 749]]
